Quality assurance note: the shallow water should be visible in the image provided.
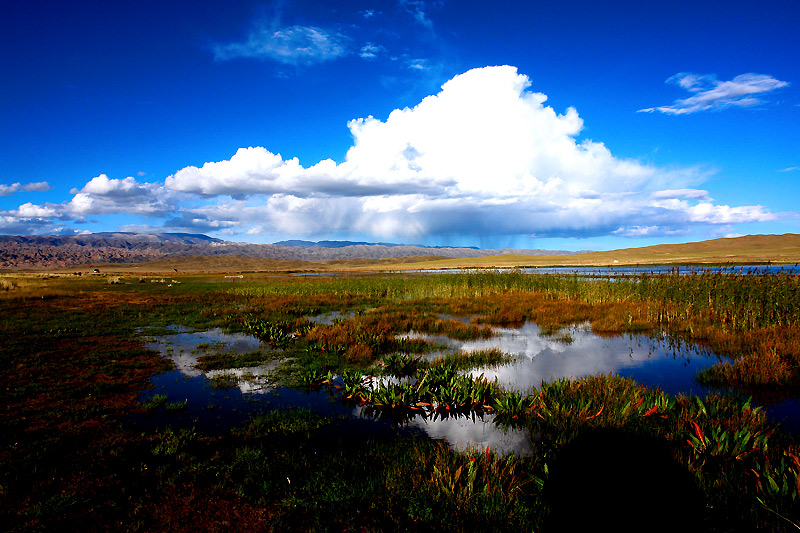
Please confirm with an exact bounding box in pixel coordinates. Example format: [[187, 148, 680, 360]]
[[139, 322, 798, 453], [403, 411, 533, 455], [307, 311, 355, 325], [143, 327, 276, 384], [141, 369, 351, 433], [520, 264, 798, 276], [403, 322, 716, 398]]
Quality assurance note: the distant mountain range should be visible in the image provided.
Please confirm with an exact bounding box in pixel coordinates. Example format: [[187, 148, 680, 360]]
[[273, 239, 481, 250], [0, 232, 584, 269]]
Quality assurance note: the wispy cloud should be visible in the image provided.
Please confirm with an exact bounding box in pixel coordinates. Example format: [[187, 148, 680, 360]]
[[649, 189, 709, 200], [399, 0, 443, 30], [779, 167, 799, 172], [0, 181, 50, 196], [359, 42, 386, 60], [638, 73, 789, 114], [209, 3, 447, 77], [213, 24, 348, 65]]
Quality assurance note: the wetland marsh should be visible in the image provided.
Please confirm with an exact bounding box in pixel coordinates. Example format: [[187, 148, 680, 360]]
[[2, 268, 799, 531]]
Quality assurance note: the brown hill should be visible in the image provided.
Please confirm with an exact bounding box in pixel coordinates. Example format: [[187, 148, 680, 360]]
[[0, 233, 578, 269], [383, 234, 800, 270]]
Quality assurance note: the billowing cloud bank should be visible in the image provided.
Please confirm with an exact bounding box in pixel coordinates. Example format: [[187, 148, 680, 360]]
[[1, 66, 780, 241], [163, 66, 775, 239]]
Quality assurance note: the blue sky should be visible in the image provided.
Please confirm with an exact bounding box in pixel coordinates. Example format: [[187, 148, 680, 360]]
[[1, 0, 798, 251]]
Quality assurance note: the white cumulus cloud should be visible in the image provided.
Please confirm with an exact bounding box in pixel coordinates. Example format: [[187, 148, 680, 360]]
[[160, 65, 778, 241], [0, 181, 51, 196], [639, 73, 789, 114], [67, 174, 174, 216], [12, 202, 59, 218], [0, 199, 63, 235]]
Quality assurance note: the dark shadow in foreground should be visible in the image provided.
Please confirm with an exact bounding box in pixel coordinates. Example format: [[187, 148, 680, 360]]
[[542, 428, 705, 533]]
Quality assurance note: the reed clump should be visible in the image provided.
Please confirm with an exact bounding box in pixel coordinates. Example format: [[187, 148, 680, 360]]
[[196, 350, 279, 371], [386, 441, 536, 526], [692, 325, 800, 391], [228, 268, 799, 334], [429, 347, 512, 370], [308, 362, 500, 416]]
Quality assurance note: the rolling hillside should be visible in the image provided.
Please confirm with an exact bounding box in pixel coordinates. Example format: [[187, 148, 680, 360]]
[[384, 234, 800, 271]]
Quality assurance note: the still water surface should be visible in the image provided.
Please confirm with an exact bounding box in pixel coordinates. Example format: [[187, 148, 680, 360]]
[[404, 264, 798, 276], [138, 321, 797, 454]]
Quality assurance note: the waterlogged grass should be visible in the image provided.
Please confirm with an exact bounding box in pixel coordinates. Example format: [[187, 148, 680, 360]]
[[300, 308, 493, 365], [692, 325, 800, 399], [428, 347, 513, 370], [230, 269, 800, 391], [3, 270, 800, 530], [208, 372, 240, 390], [304, 360, 800, 530], [195, 349, 282, 371], [379, 352, 424, 376], [384, 440, 538, 527], [146, 370, 800, 530], [141, 393, 169, 411], [374, 348, 510, 376], [213, 410, 541, 530]]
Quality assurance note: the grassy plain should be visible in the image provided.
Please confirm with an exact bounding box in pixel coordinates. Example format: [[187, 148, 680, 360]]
[[2, 239, 800, 531]]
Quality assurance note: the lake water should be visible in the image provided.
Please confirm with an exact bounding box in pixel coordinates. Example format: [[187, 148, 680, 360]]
[[404, 264, 799, 276]]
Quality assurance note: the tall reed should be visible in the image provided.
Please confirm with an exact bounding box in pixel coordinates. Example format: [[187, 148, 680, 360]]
[[230, 269, 800, 332]]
